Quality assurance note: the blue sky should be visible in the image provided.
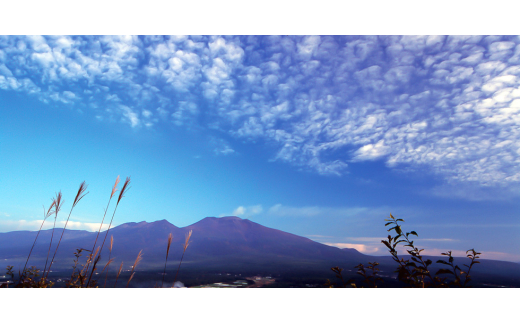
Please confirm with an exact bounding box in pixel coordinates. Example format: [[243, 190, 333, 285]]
[[0, 35, 519, 261]]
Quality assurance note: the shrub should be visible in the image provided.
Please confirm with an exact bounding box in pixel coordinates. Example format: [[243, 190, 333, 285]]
[[327, 213, 481, 288]]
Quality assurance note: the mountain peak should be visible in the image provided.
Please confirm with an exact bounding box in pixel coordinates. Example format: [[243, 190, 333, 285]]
[[204, 216, 243, 220], [113, 219, 178, 230], [215, 216, 245, 221], [150, 219, 173, 225], [188, 216, 248, 226]]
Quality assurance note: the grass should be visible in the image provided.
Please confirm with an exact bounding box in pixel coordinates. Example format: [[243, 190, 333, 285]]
[[173, 230, 192, 287], [161, 233, 173, 288], [4, 176, 192, 288]]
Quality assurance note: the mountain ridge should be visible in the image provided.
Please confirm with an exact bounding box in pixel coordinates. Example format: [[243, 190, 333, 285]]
[[2, 216, 520, 288], [0, 216, 364, 269]]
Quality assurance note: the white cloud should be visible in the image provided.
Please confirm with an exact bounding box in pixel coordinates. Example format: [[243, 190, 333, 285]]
[[353, 140, 391, 161], [0, 220, 110, 232], [220, 204, 263, 218], [62, 221, 110, 232], [142, 109, 152, 118], [2, 36, 520, 190], [209, 136, 235, 155], [232, 206, 245, 216], [120, 105, 140, 128], [323, 242, 381, 254]]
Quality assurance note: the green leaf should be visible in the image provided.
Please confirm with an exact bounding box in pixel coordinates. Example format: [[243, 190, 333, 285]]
[[409, 231, 418, 237]]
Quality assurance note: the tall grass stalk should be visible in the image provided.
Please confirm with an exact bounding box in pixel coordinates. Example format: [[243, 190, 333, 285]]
[[21, 202, 55, 280], [103, 235, 114, 288], [46, 181, 88, 279], [77, 246, 99, 287], [126, 250, 142, 288], [100, 258, 114, 286], [84, 177, 129, 287], [85, 176, 120, 276], [42, 192, 63, 278], [114, 261, 123, 288], [173, 230, 192, 286], [98, 177, 130, 257], [161, 233, 173, 288]]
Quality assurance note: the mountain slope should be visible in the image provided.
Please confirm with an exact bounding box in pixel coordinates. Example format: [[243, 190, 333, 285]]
[[0, 216, 364, 271], [2, 216, 520, 288]]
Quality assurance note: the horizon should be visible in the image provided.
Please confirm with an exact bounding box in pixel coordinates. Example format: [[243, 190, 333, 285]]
[[0, 215, 505, 262], [1, 35, 519, 263], [0, 214, 517, 263]]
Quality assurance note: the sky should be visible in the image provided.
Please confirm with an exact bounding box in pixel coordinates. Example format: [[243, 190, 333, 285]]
[[0, 35, 519, 262]]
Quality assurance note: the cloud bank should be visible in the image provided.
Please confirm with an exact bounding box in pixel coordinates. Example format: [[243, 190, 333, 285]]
[[1, 35, 520, 187], [0, 219, 110, 232]]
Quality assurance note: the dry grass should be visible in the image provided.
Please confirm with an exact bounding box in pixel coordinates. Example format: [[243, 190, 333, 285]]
[[46, 181, 89, 278], [85, 176, 126, 286], [183, 230, 192, 252], [42, 192, 63, 278], [117, 177, 131, 206], [8, 176, 194, 288], [103, 235, 114, 288], [99, 177, 131, 257], [126, 250, 143, 288], [111, 175, 120, 199], [21, 202, 56, 276], [173, 230, 192, 285], [88, 176, 120, 275], [161, 233, 173, 288], [114, 261, 124, 288]]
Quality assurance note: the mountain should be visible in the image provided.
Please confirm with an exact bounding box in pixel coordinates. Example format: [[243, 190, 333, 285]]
[[183, 216, 363, 260], [2, 216, 520, 287], [0, 216, 365, 272]]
